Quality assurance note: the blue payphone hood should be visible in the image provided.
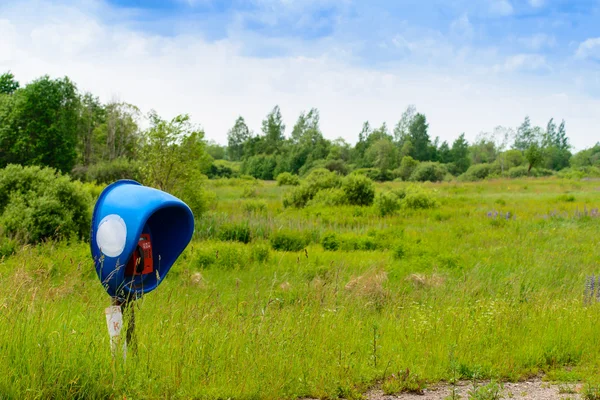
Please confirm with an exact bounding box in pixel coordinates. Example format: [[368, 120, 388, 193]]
[[90, 180, 194, 299]]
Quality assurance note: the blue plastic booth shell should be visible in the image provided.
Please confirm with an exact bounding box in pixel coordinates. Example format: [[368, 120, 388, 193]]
[[90, 180, 194, 299]]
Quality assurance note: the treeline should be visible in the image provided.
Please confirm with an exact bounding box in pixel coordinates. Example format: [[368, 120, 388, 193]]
[[1, 71, 600, 186], [225, 106, 597, 182]]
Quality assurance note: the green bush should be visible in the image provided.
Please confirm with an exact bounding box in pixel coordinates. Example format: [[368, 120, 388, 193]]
[[307, 188, 348, 207], [243, 200, 268, 214], [339, 234, 380, 251], [392, 243, 405, 259], [195, 248, 217, 269], [270, 230, 308, 252], [410, 162, 447, 182], [351, 168, 394, 182], [321, 232, 340, 251], [342, 174, 375, 206], [460, 163, 496, 182], [507, 166, 554, 178], [241, 154, 277, 180], [218, 222, 252, 244], [0, 165, 92, 244], [0, 234, 17, 258], [304, 168, 342, 189], [214, 243, 251, 269], [324, 159, 349, 175], [73, 158, 141, 184], [283, 184, 314, 208], [175, 171, 215, 218], [251, 242, 271, 263], [376, 191, 401, 216], [283, 168, 342, 208], [395, 156, 419, 181], [276, 172, 300, 186], [207, 162, 237, 179], [404, 190, 438, 210]]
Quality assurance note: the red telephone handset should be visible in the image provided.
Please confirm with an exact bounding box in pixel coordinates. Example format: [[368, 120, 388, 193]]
[[125, 234, 153, 276]]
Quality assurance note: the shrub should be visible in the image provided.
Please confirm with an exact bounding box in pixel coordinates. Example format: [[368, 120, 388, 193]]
[[321, 232, 340, 251], [214, 243, 251, 269], [175, 171, 215, 218], [276, 172, 300, 186], [241, 154, 277, 180], [0, 165, 92, 244], [324, 159, 349, 175], [270, 230, 308, 252], [283, 184, 314, 208], [410, 162, 447, 182], [404, 190, 438, 210], [376, 191, 401, 216], [195, 248, 217, 269], [251, 242, 271, 263], [243, 200, 268, 214], [342, 174, 375, 206], [218, 222, 252, 244], [242, 184, 259, 198], [392, 243, 405, 259], [206, 162, 236, 179], [507, 166, 530, 178], [283, 169, 342, 208], [304, 168, 342, 189], [307, 188, 348, 207], [352, 168, 394, 182], [77, 158, 141, 184], [460, 163, 495, 182], [395, 156, 419, 181], [507, 166, 554, 178], [339, 234, 380, 251], [0, 234, 17, 258]]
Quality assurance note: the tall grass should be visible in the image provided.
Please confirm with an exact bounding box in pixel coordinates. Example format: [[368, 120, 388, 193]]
[[1, 178, 600, 398]]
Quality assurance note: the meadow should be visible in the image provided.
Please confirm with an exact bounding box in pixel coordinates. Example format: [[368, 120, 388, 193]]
[[1, 177, 600, 399]]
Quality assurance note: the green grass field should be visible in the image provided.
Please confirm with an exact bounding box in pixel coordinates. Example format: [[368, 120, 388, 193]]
[[2, 177, 600, 399]]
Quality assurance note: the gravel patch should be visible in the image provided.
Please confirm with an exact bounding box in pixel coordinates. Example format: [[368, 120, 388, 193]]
[[368, 380, 583, 400]]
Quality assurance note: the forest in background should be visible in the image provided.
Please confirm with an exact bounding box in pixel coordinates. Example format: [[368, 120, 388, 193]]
[[1, 70, 600, 188]]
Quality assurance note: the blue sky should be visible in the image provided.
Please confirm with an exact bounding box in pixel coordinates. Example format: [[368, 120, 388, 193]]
[[1, 0, 599, 148]]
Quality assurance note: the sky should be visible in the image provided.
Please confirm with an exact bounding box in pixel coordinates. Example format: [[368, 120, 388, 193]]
[[1, 0, 599, 150]]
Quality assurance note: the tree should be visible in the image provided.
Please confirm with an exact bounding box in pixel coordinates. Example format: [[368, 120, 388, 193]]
[[393, 105, 416, 145], [525, 142, 544, 172], [513, 116, 534, 151], [449, 133, 471, 174], [0, 75, 80, 173], [140, 112, 212, 193], [556, 120, 568, 150], [227, 116, 251, 161], [261, 105, 285, 154], [408, 113, 431, 161], [206, 140, 226, 160], [287, 108, 329, 173], [469, 134, 497, 165], [365, 138, 397, 171], [0, 71, 19, 95], [437, 141, 452, 164], [77, 92, 105, 166], [352, 121, 372, 165]]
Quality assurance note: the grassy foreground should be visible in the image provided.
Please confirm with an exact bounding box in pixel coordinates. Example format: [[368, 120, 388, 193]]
[[1, 178, 600, 399]]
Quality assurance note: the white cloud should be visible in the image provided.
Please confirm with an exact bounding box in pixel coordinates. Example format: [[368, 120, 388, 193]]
[[450, 14, 473, 39], [528, 0, 545, 8], [0, 1, 598, 151], [489, 0, 513, 16], [493, 54, 548, 73], [576, 37, 600, 61], [518, 33, 556, 51]]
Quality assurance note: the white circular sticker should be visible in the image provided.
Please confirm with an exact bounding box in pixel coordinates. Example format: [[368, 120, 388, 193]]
[[96, 214, 127, 258]]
